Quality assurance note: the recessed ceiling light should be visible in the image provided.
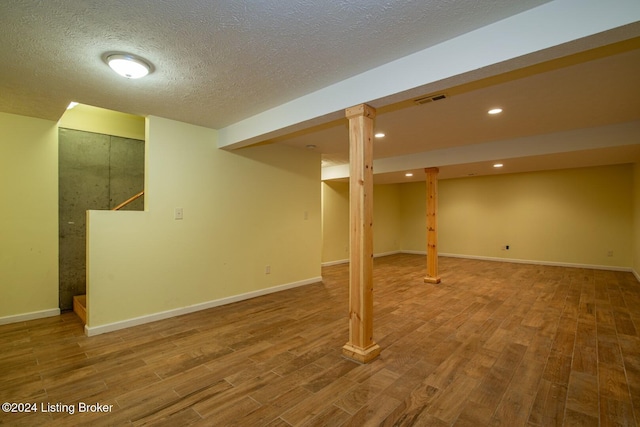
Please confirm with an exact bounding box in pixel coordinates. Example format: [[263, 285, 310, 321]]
[[405, 173, 413, 177], [374, 132, 385, 138], [105, 53, 153, 79], [493, 163, 504, 168], [66, 102, 79, 110], [488, 108, 503, 115]]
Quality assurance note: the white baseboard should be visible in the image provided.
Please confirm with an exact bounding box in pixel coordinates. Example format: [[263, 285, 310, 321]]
[[437, 252, 634, 273], [323, 251, 638, 281], [0, 308, 61, 326], [375, 250, 402, 258], [321, 259, 349, 267], [322, 250, 403, 267], [400, 250, 427, 256], [85, 276, 322, 337]]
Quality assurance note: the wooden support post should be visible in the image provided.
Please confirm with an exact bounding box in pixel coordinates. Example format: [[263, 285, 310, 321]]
[[342, 104, 380, 363], [424, 167, 441, 284]]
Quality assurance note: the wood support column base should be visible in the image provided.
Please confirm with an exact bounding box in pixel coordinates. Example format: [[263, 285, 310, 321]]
[[424, 276, 441, 284], [342, 342, 381, 364]]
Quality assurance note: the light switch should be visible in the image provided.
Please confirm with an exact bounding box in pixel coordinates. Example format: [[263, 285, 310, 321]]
[[174, 207, 183, 220]]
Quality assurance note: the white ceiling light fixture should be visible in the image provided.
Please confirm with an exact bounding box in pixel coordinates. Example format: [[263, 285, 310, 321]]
[[488, 108, 503, 115], [104, 53, 153, 79], [493, 163, 504, 168], [405, 172, 413, 177], [374, 132, 385, 138]]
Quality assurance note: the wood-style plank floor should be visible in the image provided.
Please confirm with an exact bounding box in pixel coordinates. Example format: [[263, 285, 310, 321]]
[[1, 254, 639, 426]]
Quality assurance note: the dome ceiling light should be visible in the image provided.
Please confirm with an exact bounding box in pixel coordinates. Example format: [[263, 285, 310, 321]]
[[104, 53, 153, 79]]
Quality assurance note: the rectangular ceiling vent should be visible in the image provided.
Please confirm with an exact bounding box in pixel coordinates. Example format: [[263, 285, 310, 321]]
[[414, 93, 447, 105]]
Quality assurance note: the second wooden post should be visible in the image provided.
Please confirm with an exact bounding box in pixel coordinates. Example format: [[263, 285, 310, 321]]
[[424, 167, 441, 284]]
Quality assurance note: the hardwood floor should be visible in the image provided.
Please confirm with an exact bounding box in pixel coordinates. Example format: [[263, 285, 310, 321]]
[[1, 254, 639, 426]]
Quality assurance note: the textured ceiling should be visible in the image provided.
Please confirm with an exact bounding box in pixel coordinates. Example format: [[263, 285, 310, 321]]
[[0, 0, 550, 128], [1, 0, 639, 183]]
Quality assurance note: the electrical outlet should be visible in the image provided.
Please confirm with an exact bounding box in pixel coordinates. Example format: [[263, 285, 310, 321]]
[[174, 207, 183, 220], [265, 265, 271, 274], [607, 250, 614, 257]]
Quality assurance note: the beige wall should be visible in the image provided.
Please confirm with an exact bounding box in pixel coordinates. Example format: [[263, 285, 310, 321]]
[[374, 184, 402, 255], [0, 112, 59, 321], [321, 182, 349, 263], [439, 165, 632, 267], [398, 182, 426, 252], [321, 182, 401, 264], [86, 116, 321, 331], [322, 164, 635, 269], [396, 164, 633, 268], [633, 163, 640, 277], [58, 104, 145, 140]]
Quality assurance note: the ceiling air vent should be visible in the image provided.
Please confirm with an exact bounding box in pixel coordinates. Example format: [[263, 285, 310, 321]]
[[414, 93, 447, 105]]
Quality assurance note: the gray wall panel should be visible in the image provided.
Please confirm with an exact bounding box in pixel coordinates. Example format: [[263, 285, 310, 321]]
[[58, 128, 144, 310], [110, 136, 145, 210]]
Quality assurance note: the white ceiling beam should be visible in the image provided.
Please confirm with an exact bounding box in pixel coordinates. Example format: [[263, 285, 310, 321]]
[[321, 121, 640, 181], [218, 0, 640, 150]]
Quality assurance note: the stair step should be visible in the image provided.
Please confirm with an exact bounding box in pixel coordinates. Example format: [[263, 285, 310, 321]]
[[73, 295, 86, 325]]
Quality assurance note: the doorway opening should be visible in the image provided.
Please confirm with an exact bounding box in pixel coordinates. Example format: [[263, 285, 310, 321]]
[[58, 104, 145, 311]]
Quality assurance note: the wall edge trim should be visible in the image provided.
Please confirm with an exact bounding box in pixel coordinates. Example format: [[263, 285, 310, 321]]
[[0, 308, 61, 326], [85, 276, 322, 336]]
